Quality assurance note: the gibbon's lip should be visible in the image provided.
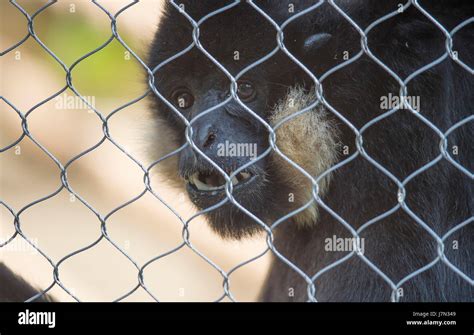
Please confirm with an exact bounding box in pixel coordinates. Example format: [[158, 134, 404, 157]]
[[187, 170, 255, 192]]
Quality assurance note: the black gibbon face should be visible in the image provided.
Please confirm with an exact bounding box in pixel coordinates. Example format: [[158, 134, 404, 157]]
[[149, 53, 296, 238], [147, 1, 347, 238], [167, 61, 272, 217]]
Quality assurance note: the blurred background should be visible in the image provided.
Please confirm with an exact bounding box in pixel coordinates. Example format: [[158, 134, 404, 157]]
[[0, 0, 270, 302]]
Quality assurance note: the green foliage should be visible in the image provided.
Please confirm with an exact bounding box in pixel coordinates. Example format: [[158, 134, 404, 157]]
[[34, 11, 143, 97]]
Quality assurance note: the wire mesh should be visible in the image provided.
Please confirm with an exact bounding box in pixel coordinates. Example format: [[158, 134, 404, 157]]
[[0, 0, 472, 302]]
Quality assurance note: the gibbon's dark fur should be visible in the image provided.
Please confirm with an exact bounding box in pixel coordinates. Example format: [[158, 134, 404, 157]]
[[148, 0, 473, 302], [0, 264, 52, 302]]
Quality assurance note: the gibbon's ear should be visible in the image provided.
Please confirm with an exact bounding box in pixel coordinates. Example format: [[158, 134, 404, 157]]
[[303, 33, 332, 53]]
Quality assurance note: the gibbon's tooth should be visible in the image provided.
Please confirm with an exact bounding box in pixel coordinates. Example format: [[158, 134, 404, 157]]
[[231, 176, 239, 186], [192, 175, 209, 190], [241, 172, 251, 180], [189, 173, 225, 191]]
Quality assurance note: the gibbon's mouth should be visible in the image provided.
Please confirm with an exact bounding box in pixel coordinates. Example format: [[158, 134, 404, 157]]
[[186, 170, 256, 193]]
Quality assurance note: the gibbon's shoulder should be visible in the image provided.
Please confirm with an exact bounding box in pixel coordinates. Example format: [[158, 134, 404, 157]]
[[0, 263, 53, 302]]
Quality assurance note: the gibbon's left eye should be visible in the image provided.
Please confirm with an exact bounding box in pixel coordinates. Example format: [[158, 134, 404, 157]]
[[237, 80, 256, 102], [171, 88, 194, 109]]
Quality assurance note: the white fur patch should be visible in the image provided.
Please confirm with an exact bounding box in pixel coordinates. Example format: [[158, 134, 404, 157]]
[[269, 86, 339, 226]]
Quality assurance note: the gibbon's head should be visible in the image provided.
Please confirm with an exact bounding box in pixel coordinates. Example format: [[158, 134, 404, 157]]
[[147, 1, 340, 239]]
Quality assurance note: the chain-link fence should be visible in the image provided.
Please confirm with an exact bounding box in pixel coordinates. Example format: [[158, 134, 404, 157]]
[[0, 0, 472, 302]]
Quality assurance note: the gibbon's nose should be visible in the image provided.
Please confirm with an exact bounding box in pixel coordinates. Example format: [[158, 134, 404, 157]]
[[188, 108, 265, 171], [194, 123, 217, 149]]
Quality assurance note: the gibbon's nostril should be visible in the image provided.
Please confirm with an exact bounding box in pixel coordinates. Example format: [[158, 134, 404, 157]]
[[203, 132, 216, 148]]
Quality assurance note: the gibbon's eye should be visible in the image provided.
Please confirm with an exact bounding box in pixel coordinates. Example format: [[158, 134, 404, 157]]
[[237, 80, 256, 102], [171, 88, 194, 109]]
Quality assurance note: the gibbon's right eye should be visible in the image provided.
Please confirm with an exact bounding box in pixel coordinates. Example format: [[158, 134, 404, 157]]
[[171, 88, 194, 109]]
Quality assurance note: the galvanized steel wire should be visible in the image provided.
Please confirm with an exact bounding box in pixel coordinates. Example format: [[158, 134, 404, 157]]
[[0, 0, 472, 302]]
